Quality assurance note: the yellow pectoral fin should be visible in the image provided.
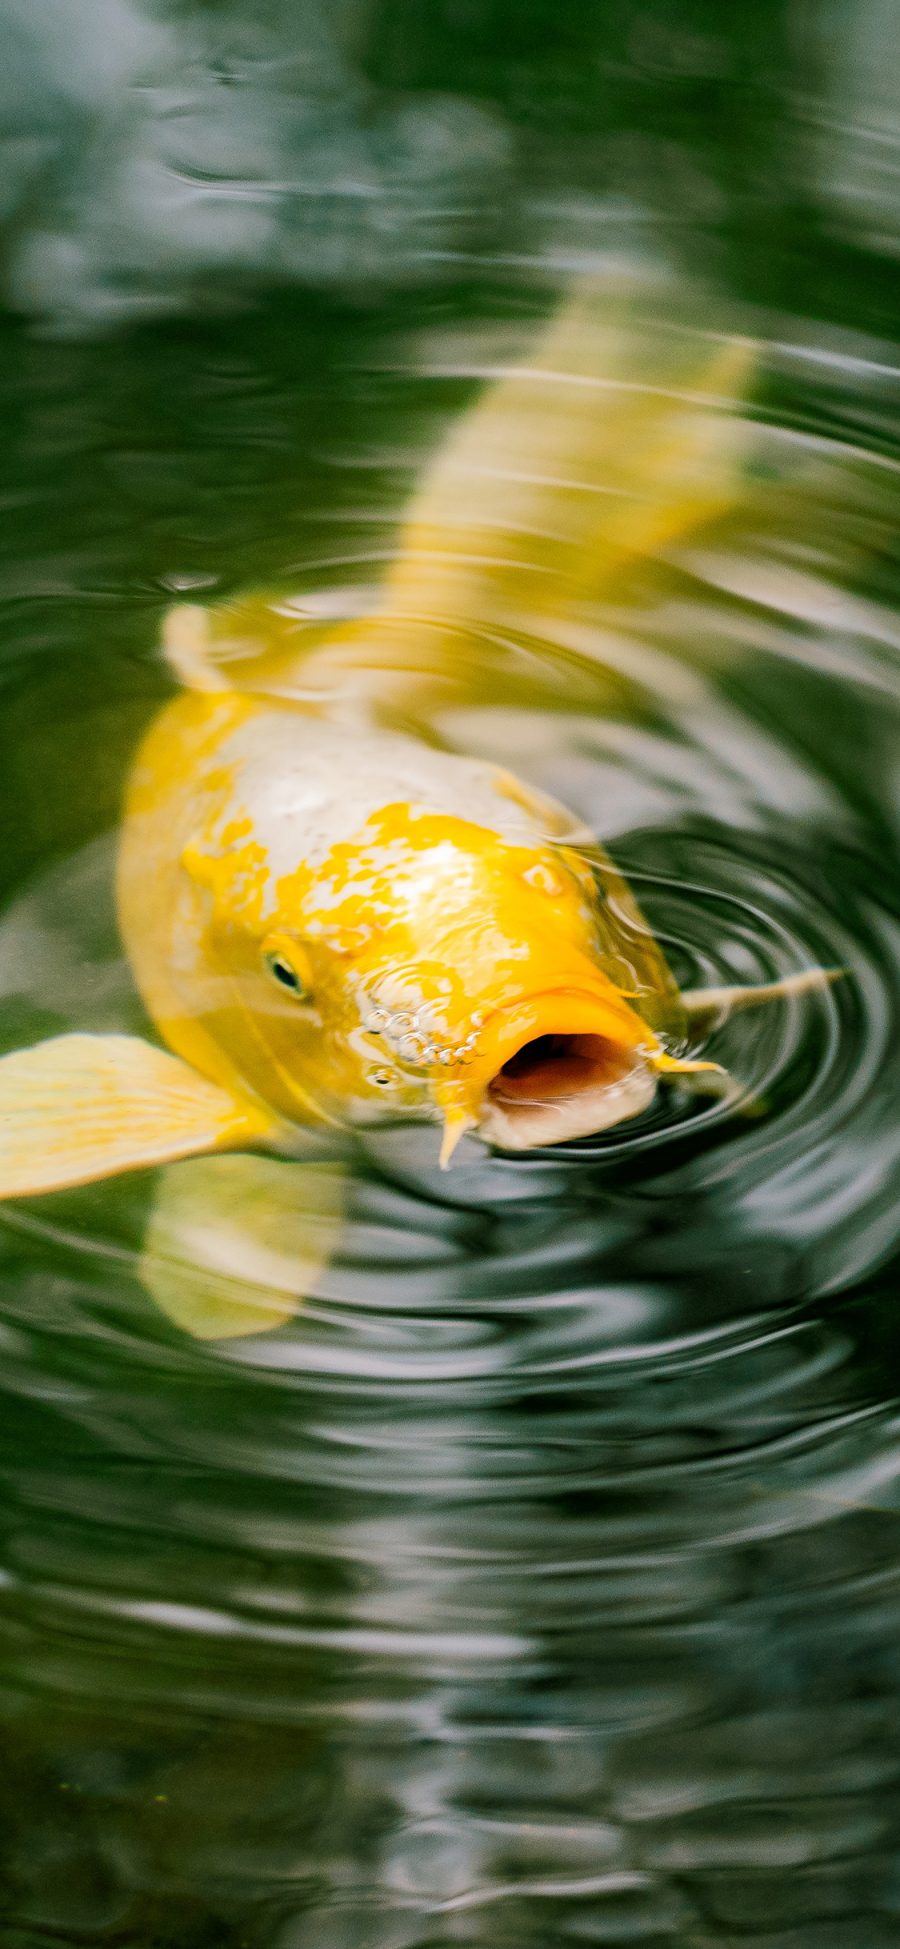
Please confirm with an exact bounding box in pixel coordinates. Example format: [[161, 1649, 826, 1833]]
[[0, 1034, 272, 1199], [681, 968, 844, 1037], [139, 1152, 346, 1340]]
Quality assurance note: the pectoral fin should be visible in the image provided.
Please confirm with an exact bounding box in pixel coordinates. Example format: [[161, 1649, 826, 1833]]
[[682, 968, 843, 1038], [0, 1033, 272, 1199], [658, 968, 843, 1117], [139, 1152, 345, 1339]]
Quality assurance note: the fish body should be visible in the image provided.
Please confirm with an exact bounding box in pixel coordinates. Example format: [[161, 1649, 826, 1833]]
[[0, 280, 832, 1335]]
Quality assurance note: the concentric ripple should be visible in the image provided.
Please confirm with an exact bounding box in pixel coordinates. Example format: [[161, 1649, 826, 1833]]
[[0, 292, 899, 1949]]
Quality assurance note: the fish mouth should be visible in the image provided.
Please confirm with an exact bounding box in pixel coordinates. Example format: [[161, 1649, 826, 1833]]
[[480, 1028, 656, 1151], [436, 988, 660, 1163]]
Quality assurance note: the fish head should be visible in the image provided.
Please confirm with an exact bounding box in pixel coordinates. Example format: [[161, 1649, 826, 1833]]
[[230, 801, 683, 1157]]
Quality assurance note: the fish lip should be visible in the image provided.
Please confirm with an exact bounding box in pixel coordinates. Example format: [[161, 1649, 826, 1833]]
[[479, 1042, 657, 1151], [480, 987, 654, 1079], [436, 986, 661, 1157]]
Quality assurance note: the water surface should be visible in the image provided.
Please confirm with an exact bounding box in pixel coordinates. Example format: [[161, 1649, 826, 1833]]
[[0, 4, 899, 1944]]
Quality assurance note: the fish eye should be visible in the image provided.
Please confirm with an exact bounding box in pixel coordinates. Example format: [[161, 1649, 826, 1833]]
[[267, 953, 302, 991], [261, 936, 312, 1000]]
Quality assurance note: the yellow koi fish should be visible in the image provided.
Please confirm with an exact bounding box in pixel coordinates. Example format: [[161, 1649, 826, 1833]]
[[0, 285, 829, 1336]]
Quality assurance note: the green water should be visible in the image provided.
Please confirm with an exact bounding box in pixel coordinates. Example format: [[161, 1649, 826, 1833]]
[[0, 2, 899, 1945]]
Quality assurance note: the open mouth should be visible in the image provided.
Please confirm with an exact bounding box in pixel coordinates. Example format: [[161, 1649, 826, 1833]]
[[479, 1029, 656, 1150]]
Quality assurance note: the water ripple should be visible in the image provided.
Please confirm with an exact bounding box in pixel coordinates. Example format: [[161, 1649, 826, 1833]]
[[0, 288, 898, 1946]]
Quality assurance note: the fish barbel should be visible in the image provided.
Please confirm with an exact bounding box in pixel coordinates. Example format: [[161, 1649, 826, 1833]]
[[0, 283, 833, 1335]]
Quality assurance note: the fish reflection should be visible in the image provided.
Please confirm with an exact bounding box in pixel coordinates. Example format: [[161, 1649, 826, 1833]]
[[0, 286, 833, 1336]]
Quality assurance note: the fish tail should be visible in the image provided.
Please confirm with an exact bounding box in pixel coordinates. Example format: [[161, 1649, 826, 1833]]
[[377, 284, 755, 632], [159, 278, 756, 711]]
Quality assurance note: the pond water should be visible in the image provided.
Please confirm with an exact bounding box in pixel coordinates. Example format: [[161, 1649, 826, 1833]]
[[0, 3, 899, 1945]]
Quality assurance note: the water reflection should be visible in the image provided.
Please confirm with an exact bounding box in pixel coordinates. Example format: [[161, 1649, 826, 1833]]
[[0, 19, 899, 1945], [0, 0, 510, 330]]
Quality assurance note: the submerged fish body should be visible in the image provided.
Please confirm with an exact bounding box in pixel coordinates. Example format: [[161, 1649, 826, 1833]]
[[0, 280, 832, 1335]]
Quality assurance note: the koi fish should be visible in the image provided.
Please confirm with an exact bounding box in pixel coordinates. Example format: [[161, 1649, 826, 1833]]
[[0, 285, 831, 1336]]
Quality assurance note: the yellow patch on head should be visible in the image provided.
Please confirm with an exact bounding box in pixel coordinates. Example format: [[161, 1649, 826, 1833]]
[[271, 802, 603, 1043], [181, 814, 272, 930]]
